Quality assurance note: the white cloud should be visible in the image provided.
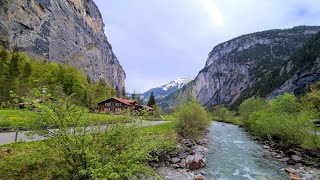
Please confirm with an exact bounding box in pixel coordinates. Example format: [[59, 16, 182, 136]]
[[199, 0, 224, 27]]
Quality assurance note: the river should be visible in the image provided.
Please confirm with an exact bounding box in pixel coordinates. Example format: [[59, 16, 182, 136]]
[[202, 121, 289, 180]]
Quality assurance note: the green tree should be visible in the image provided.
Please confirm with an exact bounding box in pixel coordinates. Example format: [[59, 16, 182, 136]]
[[0, 48, 10, 102], [239, 97, 266, 127], [174, 100, 211, 139], [147, 92, 156, 107], [215, 105, 232, 121], [121, 87, 126, 98]]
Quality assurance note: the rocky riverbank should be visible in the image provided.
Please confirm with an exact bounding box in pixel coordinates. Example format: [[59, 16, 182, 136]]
[[254, 137, 320, 180], [148, 138, 209, 180]]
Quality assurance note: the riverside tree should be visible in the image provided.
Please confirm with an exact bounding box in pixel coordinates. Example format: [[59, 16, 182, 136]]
[[174, 100, 211, 139], [147, 92, 156, 107]]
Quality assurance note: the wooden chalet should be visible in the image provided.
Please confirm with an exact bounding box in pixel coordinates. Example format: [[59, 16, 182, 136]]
[[98, 97, 136, 113], [98, 97, 154, 114]]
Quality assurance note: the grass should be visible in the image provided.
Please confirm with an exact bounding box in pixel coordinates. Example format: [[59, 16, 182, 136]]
[[0, 109, 136, 129], [0, 141, 65, 179], [0, 119, 177, 179], [144, 121, 176, 134], [0, 109, 36, 128]]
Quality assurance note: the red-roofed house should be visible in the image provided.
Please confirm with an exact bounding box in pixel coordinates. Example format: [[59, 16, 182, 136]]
[[98, 97, 137, 113], [98, 97, 155, 114]]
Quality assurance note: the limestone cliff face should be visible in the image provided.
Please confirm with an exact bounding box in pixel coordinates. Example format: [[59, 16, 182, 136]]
[[159, 26, 320, 109], [0, 0, 125, 90]]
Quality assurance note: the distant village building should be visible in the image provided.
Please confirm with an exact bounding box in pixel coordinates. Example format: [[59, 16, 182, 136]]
[[98, 97, 154, 114]]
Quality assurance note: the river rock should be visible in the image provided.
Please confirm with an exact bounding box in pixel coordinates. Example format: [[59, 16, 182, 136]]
[[285, 167, 297, 174], [195, 174, 204, 180], [290, 155, 302, 163], [263, 145, 270, 149], [159, 162, 165, 168], [170, 157, 181, 164], [180, 159, 186, 168], [179, 152, 188, 159], [290, 174, 300, 180], [186, 153, 206, 170], [197, 139, 208, 145], [279, 157, 290, 162], [156, 167, 195, 180], [181, 139, 193, 148]]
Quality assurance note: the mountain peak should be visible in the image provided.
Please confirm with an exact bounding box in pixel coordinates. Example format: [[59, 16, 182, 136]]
[[141, 77, 193, 100], [161, 77, 194, 91]]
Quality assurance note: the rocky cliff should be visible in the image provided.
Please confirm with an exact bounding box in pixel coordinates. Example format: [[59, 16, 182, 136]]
[[159, 26, 320, 109], [0, 0, 125, 90]]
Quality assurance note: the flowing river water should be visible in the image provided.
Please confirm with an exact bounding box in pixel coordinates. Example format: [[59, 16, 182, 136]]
[[202, 121, 289, 180]]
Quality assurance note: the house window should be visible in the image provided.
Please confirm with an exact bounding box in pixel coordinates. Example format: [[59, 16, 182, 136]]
[[115, 108, 122, 112], [115, 103, 122, 107], [104, 108, 111, 112], [105, 102, 111, 106]]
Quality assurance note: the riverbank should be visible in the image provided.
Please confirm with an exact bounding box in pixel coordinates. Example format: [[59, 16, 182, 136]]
[[255, 137, 320, 179], [149, 137, 209, 180]]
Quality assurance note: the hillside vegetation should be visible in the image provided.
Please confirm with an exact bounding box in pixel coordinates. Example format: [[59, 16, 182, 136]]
[[0, 46, 116, 108]]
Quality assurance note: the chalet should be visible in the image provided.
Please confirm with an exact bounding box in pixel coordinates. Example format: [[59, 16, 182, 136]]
[[98, 97, 137, 113], [98, 97, 154, 114]]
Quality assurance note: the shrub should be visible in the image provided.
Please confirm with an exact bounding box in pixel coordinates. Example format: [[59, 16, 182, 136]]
[[174, 100, 211, 139], [214, 106, 233, 121], [239, 97, 266, 127], [248, 93, 319, 149]]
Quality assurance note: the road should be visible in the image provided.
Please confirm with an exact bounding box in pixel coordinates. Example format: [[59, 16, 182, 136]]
[[0, 120, 169, 145]]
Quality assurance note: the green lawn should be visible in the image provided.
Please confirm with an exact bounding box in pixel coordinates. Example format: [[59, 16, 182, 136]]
[[0, 141, 65, 179], [0, 109, 135, 129]]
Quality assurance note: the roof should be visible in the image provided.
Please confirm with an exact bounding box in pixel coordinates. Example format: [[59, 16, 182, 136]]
[[113, 97, 136, 106], [143, 105, 154, 110], [98, 97, 136, 106]]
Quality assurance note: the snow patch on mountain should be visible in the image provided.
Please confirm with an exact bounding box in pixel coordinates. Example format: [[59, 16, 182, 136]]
[[161, 78, 194, 91], [142, 77, 194, 100]]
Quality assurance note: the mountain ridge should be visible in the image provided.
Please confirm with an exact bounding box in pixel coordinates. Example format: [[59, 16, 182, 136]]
[[159, 26, 320, 110]]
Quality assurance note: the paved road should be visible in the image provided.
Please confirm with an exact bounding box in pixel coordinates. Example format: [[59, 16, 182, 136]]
[[0, 120, 170, 145]]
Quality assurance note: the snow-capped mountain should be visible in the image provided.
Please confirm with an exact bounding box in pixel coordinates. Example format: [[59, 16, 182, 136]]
[[142, 77, 194, 100]]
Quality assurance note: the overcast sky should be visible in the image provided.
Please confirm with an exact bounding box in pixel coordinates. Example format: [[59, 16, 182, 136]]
[[94, 0, 320, 93]]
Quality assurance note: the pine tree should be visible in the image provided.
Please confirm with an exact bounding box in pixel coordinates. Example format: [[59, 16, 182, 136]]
[[121, 87, 126, 98], [116, 86, 120, 97], [8, 46, 19, 78], [147, 92, 156, 107]]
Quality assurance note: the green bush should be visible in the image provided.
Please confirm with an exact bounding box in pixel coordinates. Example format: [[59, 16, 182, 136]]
[[174, 100, 211, 139], [247, 93, 319, 150], [214, 106, 232, 121], [239, 97, 266, 127]]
